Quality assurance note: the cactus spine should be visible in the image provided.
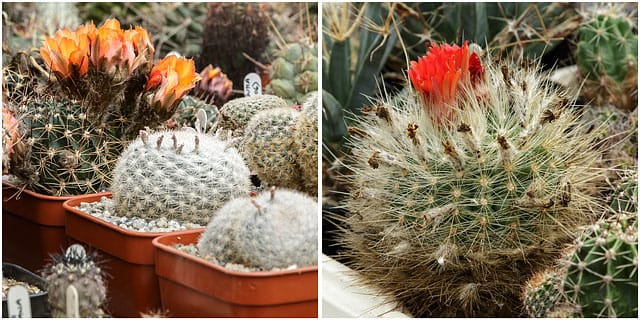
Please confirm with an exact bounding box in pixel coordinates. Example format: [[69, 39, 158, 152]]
[[43, 244, 107, 318], [337, 53, 605, 316], [198, 187, 318, 270], [111, 129, 251, 225]]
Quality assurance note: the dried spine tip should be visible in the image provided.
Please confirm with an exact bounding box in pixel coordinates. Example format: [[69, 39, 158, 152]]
[[368, 151, 380, 169], [407, 123, 420, 146], [442, 140, 464, 173], [176, 144, 184, 154], [251, 198, 263, 214], [501, 65, 511, 87], [172, 134, 178, 149], [559, 177, 572, 206], [348, 126, 368, 138], [140, 130, 149, 145], [457, 122, 480, 158], [270, 186, 276, 200], [540, 109, 559, 125], [497, 135, 513, 168], [194, 135, 200, 153], [156, 135, 164, 150]]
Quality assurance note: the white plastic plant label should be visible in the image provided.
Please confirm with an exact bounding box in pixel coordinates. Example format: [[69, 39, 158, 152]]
[[243, 73, 262, 97], [66, 285, 79, 318], [7, 285, 31, 318]]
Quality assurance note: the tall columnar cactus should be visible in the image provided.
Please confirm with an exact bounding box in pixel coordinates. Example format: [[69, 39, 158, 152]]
[[337, 42, 605, 317], [218, 94, 288, 135], [293, 92, 319, 196], [198, 187, 318, 270], [576, 5, 638, 110], [241, 107, 304, 191], [199, 2, 270, 87], [111, 129, 251, 225], [43, 244, 107, 318], [266, 40, 318, 105]]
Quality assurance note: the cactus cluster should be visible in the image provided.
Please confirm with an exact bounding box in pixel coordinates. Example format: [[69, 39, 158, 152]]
[[336, 43, 605, 316], [198, 187, 318, 270], [293, 93, 319, 195], [266, 40, 318, 105], [111, 129, 251, 226], [43, 244, 107, 318], [576, 4, 638, 110], [218, 94, 288, 135]]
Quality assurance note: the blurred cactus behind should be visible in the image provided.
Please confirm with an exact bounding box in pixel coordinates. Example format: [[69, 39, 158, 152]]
[[265, 40, 318, 105]]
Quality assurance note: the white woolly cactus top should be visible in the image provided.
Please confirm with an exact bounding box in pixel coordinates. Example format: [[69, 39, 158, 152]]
[[111, 129, 251, 225]]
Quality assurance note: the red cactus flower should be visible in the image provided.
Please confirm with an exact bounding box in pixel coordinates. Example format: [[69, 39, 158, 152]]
[[408, 41, 484, 123]]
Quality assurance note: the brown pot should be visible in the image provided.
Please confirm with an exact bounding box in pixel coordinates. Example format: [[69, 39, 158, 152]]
[[63, 193, 166, 317], [153, 229, 318, 317], [1, 181, 108, 272]]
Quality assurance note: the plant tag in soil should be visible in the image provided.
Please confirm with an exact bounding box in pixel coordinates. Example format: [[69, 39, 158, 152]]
[[66, 285, 79, 318], [7, 285, 31, 318], [243, 73, 262, 97]]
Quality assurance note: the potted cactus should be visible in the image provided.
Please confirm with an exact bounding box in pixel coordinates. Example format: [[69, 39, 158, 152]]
[[2, 17, 195, 271], [153, 187, 318, 317], [63, 126, 251, 316]]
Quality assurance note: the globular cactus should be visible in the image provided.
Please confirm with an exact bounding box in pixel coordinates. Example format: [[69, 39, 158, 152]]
[[218, 94, 288, 136], [293, 92, 319, 196], [198, 187, 318, 270], [576, 4, 638, 110], [266, 40, 318, 105], [241, 107, 304, 191], [7, 97, 125, 196], [111, 129, 251, 225], [43, 244, 107, 318], [199, 2, 270, 87], [172, 95, 218, 132], [337, 42, 606, 317], [524, 172, 638, 318]]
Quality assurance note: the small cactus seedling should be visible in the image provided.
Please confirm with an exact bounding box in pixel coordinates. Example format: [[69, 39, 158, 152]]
[[218, 94, 288, 136], [337, 42, 606, 317], [43, 244, 107, 318], [198, 187, 318, 270], [111, 129, 251, 225]]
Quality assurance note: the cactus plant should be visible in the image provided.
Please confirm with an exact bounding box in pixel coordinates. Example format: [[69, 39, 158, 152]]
[[265, 40, 318, 105], [293, 92, 319, 196], [576, 4, 638, 110], [111, 129, 251, 225], [523, 269, 571, 318], [241, 107, 304, 191], [172, 95, 218, 132], [198, 187, 318, 270], [198, 2, 270, 87], [335, 42, 605, 317], [43, 244, 107, 318], [218, 94, 288, 135]]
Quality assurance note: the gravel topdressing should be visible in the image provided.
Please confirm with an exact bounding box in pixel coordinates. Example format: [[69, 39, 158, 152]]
[[75, 196, 203, 232], [2, 278, 43, 298]]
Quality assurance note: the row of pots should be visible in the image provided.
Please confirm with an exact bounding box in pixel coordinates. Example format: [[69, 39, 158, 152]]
[[2, 182, 318, 317]]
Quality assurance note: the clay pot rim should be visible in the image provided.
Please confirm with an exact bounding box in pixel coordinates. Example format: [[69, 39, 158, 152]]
[[63, 193, 169, 238], [153, 229, 318, 277], [2, 180, 78, 201]]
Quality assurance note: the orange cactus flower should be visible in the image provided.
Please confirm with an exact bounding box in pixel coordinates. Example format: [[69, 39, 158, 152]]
[[408, 41, 484, 123], [40, 25, 94, 79], [196, 65, 233, 105], [145, 56, 200, 111], [90, 18, 154, 76], [124, 26, 155, 67]]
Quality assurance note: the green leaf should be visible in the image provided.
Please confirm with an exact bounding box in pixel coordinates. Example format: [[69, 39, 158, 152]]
[[327, 39, 352, 107]]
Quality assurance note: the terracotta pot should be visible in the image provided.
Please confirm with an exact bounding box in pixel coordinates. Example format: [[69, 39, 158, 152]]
[[153, 229, 318, 317], [63, 193, 166, 317], [1, 181, 108, 272], [2, 263, 50, 318]]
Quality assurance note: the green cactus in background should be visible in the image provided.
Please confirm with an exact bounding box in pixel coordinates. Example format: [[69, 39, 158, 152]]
[[293, 92, 319, 196], [241, 107, 305, 192], [171, 95, 218, 132], [198, 187, 318, 270], [111, 129, 251, 225], [43, 244, 107, 318], [266, 40, 318, 105], [576, 4, 638, 110], [336, 51, 606, 316], [523, 269, 572, 318], [7, 97, 125, 196], [218, 94, 288, 136]]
